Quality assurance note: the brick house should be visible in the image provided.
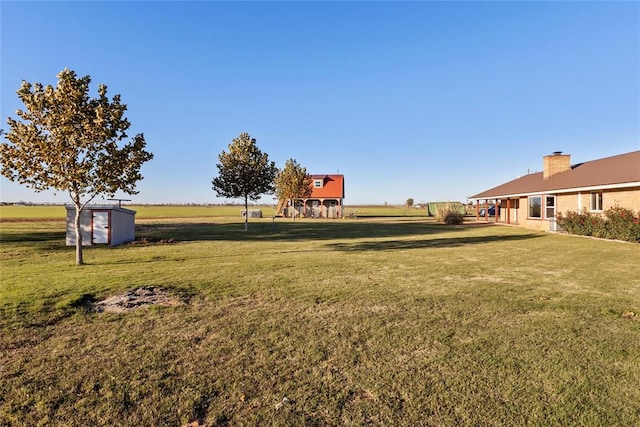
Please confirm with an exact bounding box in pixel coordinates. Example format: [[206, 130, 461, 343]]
[[470, 151, 640, 231]]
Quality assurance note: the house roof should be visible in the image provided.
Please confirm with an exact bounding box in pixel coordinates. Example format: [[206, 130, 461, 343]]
[[310, 174, 345, 199], [470, 150, 640, 199]]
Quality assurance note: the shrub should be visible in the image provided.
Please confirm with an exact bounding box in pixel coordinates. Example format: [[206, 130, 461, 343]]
[[444, 211, 465, 225], [435, 203, 465, 225], [605, 206, 640, 242], [557, 206, 640, 243]]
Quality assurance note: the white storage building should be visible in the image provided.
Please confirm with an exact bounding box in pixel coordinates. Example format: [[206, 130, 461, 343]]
[[65, 205, 137, 246]]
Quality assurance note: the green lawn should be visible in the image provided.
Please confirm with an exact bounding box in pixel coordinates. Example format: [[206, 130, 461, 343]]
[[1, 212, 639, 426]]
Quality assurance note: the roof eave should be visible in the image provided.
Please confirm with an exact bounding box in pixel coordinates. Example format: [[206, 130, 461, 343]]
[[469, 181, 640, 200]]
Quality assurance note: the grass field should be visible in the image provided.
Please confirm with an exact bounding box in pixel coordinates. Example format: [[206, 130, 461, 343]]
[[1, 207, 639, 425], [0, 203, 430, 220]]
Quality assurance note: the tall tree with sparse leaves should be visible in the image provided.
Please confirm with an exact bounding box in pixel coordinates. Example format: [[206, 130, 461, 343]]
[[275, 158, 312, 221], [212, 133, 277, 231], [0, 69, 153, 265]]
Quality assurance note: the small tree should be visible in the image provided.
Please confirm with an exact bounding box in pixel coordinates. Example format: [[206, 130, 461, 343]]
[[274, 159, 312, 221], [0, 69, 153, 265], [212, 133, 277, 231]]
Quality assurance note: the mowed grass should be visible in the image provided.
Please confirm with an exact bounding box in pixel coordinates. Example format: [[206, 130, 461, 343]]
[[1, 209, 639, 426], [0, 203, 429, 221]]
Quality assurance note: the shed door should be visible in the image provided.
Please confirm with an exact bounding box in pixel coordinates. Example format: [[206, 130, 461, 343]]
[[92, 211, 110, 244]]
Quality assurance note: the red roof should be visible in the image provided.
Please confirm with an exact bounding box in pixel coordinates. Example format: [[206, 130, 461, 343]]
[[471, 151, 640, 199], [309, 174, 344, 199]]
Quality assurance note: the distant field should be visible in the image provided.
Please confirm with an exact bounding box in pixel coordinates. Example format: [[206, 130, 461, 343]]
[[0, 204, 430, 220], [2, 213, 638, 425]]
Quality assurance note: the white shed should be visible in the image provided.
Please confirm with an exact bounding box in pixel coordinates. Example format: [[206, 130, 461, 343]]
[[65, 205, 137, 246]]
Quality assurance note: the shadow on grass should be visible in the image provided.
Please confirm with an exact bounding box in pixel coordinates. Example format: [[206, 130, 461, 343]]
[[327, 233, 543, 251], [68, 293, 98, 310], [134, 220, 545, 251], [0, 231, 65, 243], [3, 219, 540, 250], [136, 220, 474, 243]]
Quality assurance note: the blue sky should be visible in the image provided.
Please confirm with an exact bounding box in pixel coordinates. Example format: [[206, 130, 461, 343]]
[[1, 1, 639, 205]]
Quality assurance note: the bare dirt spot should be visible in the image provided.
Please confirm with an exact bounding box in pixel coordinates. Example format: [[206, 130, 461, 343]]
[[91, 286, 184, 313], [129, 237, 178, 245]]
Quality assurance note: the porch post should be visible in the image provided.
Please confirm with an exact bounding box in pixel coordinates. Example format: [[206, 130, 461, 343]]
[[506, 198, 511, 224]]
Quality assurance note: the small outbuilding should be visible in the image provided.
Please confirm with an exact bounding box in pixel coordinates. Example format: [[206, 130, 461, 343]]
[[65, 205, 137, 246], [242, 209, 263, 218]]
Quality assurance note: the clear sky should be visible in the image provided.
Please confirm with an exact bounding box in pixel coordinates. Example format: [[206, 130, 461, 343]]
[[1, 1, 639, 206]]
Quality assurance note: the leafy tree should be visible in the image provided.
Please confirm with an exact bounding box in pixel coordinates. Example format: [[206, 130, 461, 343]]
[[212, 133, 277, 231], [0, 69, 153, 265], [406, 198, 414, 208], [274, 158, 312, 221]]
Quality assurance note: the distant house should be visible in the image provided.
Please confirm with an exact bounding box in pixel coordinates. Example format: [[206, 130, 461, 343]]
[[307, 174, 345, 218], [470, 151, 640, 231], [278, 174, 345, 218]]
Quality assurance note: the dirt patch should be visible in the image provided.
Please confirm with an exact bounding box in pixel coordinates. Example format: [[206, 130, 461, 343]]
[[91, 286, 184, 313], [128, 237, 178, 245]]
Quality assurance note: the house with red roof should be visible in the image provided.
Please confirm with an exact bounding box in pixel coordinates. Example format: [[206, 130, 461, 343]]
[[306, 174, 345, 218], [277, 174, 345, 218], [470, 151, 640, 231]]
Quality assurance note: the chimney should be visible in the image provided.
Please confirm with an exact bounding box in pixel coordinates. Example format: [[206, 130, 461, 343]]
[[543, 151, 571, 179]]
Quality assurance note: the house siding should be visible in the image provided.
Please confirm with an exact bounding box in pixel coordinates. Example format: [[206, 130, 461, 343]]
[[490, 188, 640, 232], [517, 196, 554, 232], [604, 187, 640, 211], [557, 188, 640, 214]]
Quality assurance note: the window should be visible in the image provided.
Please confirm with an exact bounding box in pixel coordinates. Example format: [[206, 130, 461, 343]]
[[545, 195, 555, 219], [528, 196, 542, 219], [314, 179, 323, 188], [590, 192, 603, 211]]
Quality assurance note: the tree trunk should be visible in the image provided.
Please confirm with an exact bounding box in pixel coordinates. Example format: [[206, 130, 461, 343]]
[[291, 198, 295, 222], [244, 195, 249, 231], [74, 203, 84, 265]]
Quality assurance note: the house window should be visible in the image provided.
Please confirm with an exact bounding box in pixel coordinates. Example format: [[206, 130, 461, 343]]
[[314, 179, 323, 188], [545, 195, 555, 219], [528, 196, 542, 219], [590, 192, 603, 211]]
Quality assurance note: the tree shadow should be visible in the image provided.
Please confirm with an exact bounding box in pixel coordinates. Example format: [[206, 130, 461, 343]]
[[326, 233, 543, 252], [3, 219, 540, 250], [0, 231, 65, 243], [135, 220, 467, 243], [68, 293, 98, 310]]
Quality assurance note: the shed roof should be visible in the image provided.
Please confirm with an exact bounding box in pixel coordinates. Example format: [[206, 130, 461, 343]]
[[310, 174, 345, 199], [65, 205, 137, 215], [470, 150, 640, 199]]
